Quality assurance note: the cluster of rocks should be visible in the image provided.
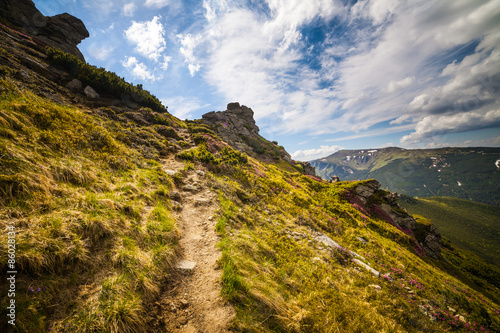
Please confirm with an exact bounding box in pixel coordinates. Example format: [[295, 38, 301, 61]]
[[353, 180, 442, 259], [0, 0, 89, 61], [66, 78, 99, 98]]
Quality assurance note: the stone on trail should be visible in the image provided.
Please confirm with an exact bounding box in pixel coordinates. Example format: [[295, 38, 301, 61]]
[[175, 260, 196, 271]]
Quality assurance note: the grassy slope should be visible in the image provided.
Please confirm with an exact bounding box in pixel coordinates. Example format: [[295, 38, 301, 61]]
[[400, 197, 500, 266], [179, 141, 500, 332], [0, 77, 184, 332]]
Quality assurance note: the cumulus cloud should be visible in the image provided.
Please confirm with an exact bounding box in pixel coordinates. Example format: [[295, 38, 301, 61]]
[[122, 56, 158, 81], [291, 145, 344, 161], [161, 56, 172, 70], [125, 16, 166, 61], [401, 110, 500, 144]]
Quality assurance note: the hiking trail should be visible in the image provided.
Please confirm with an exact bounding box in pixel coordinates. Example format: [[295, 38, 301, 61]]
[[154, 129, 234, 332]]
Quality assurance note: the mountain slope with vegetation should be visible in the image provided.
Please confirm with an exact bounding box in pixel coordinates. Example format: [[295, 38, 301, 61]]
[[311, 147, 500, 206], [0, 3, 499, 333], [400, 196, 500, 266]]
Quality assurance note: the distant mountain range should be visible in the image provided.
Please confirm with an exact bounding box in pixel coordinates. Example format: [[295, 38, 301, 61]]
[[311, 147, 500, 206]]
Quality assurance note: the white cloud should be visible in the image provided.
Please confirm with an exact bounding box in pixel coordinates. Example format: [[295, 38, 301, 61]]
[[177, 33, 203, 76], [123, 3, 136, 17], [161, 56, 172, 70], [291, 145, 344, 161], [145, 0, 170, 8], [401, 109, 500, 144], [387, 77, 414, 93], [122, 56, 158, 81], [125, 16, 166, 61]]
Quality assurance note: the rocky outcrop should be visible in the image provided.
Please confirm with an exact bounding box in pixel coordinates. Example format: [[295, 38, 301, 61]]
[[0, 0, 89, 61], [202, 102, 260, 145], [352, 180, 442, 259], [297, 161, 316, 176], [202, 103, 315, 176]]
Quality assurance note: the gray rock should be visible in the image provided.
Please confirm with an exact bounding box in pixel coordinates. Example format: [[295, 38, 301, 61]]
[[164, 169, 177, 176], [175, 260, 196, 271], [356, 236, 368, 244], [368, 284, 382, 290], [194, 198, 210, 206], [182, 185, 198, 192], [84, 86, 99, 99], [195, 170, 206, 177], [352, 258, 380, 277], [171, 201, 182, 211], [66, 78, 82, 91], [169, 191, 182, 201], [355, 180, 381, 203], [0, 0, 89, 61]]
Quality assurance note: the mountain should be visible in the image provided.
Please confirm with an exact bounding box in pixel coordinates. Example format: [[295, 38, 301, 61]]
[[1, 2, 499, 332], [311, 147, 500, 206]]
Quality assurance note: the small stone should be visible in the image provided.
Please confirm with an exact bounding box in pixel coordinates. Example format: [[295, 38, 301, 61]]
[[171, 201, 182, 211], [407, 290, 415, 294], [195, 198, 210, 206], [169, 191, 182, 201], [356, 236, 368, 244], [447, 306, 456, 313], [178, 316, 188, 325], [66, 78, 82, 91], [175, 260, 196, 271], [179, 299, 189, 308], [84, 85, 100, 98], [196, 170, 206, 177], [369, 284, 382, 290], [183, 185, 198, 192], [164, 169, 177, 176]]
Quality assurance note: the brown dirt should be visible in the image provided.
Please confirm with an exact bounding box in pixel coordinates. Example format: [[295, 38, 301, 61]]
[[155, 137, 234, 332]]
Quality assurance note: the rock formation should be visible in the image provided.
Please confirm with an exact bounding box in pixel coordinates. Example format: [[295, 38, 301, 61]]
[[202, 103, 316, 176], [0, 0, 89, 61], [352, 180, 442, 259]]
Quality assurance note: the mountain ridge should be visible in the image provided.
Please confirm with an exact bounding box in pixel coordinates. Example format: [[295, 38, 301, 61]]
[[312, 146, 500, 206]]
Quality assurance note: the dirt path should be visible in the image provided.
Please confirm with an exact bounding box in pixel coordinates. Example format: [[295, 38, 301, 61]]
[[156, 134, 234, 332]]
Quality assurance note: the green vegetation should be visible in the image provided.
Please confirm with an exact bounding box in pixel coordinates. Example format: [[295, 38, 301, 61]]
[[46, 47, 167, 113], [401, 196, 500, 266], [0, 78, 179, 332]]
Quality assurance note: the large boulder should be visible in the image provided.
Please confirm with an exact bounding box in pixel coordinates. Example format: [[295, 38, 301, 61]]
[[0, 0, 89, 61]]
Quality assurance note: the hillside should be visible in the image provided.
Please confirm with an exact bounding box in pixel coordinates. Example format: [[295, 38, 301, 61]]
[[400, 196, 500, 266], [1, 2, 500, 333], [311, 147, 500, 206]]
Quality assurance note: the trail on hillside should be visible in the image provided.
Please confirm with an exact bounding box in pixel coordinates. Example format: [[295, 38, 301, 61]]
[[154, 131, 234, 332]]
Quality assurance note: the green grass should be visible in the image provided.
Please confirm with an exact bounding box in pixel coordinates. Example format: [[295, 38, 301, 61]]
[[400, 196, 500, 266], [0, 78, 180, 332]]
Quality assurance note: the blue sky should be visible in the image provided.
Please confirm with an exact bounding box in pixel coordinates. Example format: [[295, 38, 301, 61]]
[[33, 0, 500, 161]]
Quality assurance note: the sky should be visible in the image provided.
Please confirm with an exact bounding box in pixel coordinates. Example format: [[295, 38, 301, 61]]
[[33, 0, 500, 161]]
